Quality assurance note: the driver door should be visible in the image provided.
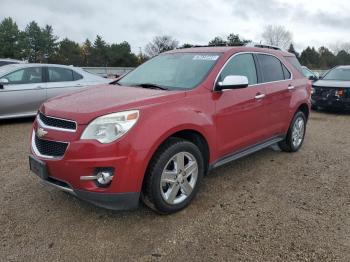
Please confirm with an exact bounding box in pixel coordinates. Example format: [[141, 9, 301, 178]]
[[214, 53, 269, 157]]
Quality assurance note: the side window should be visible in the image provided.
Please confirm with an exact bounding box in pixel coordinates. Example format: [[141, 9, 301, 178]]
[[286, 56, 303, 74], [73, 70, 83, 80], [282, 64, 291, 79], [219, 54, 258, 85], [257, 54, 284, 83], [3, 67, 43, 84], [48, 67, 74, 82]]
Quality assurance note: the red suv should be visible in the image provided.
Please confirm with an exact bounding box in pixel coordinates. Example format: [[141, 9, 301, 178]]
[[29, 45, 311, 214]]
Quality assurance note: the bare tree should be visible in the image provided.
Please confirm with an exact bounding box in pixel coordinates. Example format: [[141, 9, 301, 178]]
[[261, 25, 292, 50], [145, 36, 179, 57]]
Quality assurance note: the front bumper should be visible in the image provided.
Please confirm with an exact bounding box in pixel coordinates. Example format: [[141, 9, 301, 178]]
[[311, 96, 350, 110], [29, 118, 149, 211]]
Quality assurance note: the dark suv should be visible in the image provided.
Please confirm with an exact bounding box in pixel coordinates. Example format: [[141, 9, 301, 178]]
[[29, 45, 311, 214]]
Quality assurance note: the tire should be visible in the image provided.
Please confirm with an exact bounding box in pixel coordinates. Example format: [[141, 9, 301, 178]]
[[142, 138, 204, 214], [278, 111, 307, 152]]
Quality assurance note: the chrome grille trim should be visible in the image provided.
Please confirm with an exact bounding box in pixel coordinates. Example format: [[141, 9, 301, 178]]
[[31, 131, 69, 160], [38, 113, 77, 133]]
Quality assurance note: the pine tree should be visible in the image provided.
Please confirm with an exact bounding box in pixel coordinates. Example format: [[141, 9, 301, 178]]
[[0, 17, 21, 59]]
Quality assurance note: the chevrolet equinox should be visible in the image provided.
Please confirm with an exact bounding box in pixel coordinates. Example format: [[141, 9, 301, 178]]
[[29, 45, 311, 214]]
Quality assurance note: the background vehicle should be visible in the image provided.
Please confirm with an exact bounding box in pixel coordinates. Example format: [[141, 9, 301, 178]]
[[0, 63, 110, 119], [302, 66, 319, 81], [29, 45, 311, 214], [0, 58, 26, 67], [312, 65, 350, 110]]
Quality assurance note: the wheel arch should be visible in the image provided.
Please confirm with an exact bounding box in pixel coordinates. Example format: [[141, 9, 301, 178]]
[[140, 128, 212, 193], [296, 103, 310, 121]]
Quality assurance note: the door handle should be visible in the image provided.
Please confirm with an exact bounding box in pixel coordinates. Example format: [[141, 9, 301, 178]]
[[288, 85, 295, 90], [255, 93, 266, 100]]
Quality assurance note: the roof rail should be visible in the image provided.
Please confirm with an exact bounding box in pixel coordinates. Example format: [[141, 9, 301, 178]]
[[245, 42, 282, 51]]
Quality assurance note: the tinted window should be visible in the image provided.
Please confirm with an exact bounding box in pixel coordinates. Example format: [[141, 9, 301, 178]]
[[219, 54, 257, 85], [118, 53, 221, 90], [257, 54, 284, 82], [286, 56, 303, 74], [73, 71, 83, 80], [282, 64, 291, 79], [3, 67, 43, 84], [48, 67, 74, 82]]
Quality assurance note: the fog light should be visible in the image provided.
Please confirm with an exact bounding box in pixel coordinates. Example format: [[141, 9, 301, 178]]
[[80, 168, 114, 187], [96, 171, 113, 185]]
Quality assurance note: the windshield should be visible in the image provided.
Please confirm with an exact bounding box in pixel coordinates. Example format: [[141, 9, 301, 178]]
[[118, 53, 221, 90], [323, 67, 350, 81]]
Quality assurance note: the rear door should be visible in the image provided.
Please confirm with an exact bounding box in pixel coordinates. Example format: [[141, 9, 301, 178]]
[[45, 67, 86, 100], [0, 66, 46, 117], [214, 53, 269, 157], [255, 54, 293, 137]]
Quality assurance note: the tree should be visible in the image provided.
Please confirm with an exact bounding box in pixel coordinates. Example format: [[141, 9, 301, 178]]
[[145, 36, 179, 57], [336, 50, 350, 65], [54, 38, 81, 65], [108, 41, 138, 67], [41, 25, 58, 63], [300, 47, 320, 68], [181, 43, 194, 48], [23, 21, 45, 62], [0, 17, 22, 59], [318, 46, 336, 69], [226, 33, 250, 46], [80, 39, 93, 66], [288, 43, 299, 58], [262, 25, 292, 50], [90, 35, 109, 66], [208, 36, 226, 46], [331, 42, 350, 54]]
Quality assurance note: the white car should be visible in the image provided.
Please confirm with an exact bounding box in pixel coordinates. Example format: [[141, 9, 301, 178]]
[[0, 64, 111, 119], [0, 58, 26, 67]]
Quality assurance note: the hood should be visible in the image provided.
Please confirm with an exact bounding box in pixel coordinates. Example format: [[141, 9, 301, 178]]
[[41, 84, 185, 124], [313, 79, 350, 88]]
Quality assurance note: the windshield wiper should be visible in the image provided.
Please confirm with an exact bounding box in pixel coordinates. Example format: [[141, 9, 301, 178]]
[[134, 83, 168, 90]]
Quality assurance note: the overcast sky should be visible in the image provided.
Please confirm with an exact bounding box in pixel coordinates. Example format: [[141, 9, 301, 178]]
[[1, 0, 349, 53]]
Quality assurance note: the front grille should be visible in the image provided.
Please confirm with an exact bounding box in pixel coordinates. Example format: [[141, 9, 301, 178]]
[[39, 113, 76, 131], [313, 86, 350, 98], [34, 135, 68, 158]]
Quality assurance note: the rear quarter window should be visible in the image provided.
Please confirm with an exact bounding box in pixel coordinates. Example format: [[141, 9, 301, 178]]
[[257, 54, 284, 83], [286, 56, 303, 74]]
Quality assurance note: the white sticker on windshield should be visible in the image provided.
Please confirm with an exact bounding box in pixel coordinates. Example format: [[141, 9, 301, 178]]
[[193, 55, 219, 61]]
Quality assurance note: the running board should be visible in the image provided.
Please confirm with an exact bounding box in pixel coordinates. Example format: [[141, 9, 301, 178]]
[[211, 136, 284, 169]]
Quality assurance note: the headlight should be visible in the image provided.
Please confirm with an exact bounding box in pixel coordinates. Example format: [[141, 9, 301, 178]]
[[81, 110, 139, 143]]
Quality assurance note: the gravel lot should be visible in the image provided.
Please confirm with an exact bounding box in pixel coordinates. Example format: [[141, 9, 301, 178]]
[[1, 111, 349, 262]]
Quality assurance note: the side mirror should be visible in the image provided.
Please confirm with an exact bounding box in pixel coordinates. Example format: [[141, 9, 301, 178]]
[[308, 75, 317, 81], [215, 75, 249, 91], [0, 78, 9, 89]]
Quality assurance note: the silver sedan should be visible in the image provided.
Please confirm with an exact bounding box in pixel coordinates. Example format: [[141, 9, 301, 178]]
[[0, 64, 111, 119]]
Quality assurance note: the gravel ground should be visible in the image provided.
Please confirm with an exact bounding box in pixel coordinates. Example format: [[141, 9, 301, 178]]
[[0, 111, 349, 262]]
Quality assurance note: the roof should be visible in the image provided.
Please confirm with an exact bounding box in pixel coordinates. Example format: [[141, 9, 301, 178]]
[[166, 46, 294, 57]]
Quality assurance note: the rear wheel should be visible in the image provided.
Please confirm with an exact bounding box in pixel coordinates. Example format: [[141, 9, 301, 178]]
[[279, 111, 306, 152], [142, 138, 204, 214]]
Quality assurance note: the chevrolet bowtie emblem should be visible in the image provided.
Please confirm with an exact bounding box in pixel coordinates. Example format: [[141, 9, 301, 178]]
[[36, 128, 48, 138]]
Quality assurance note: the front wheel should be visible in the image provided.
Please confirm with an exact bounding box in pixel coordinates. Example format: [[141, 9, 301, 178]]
[[142, 138, 204, 214], [279, 111, 307, 152]]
